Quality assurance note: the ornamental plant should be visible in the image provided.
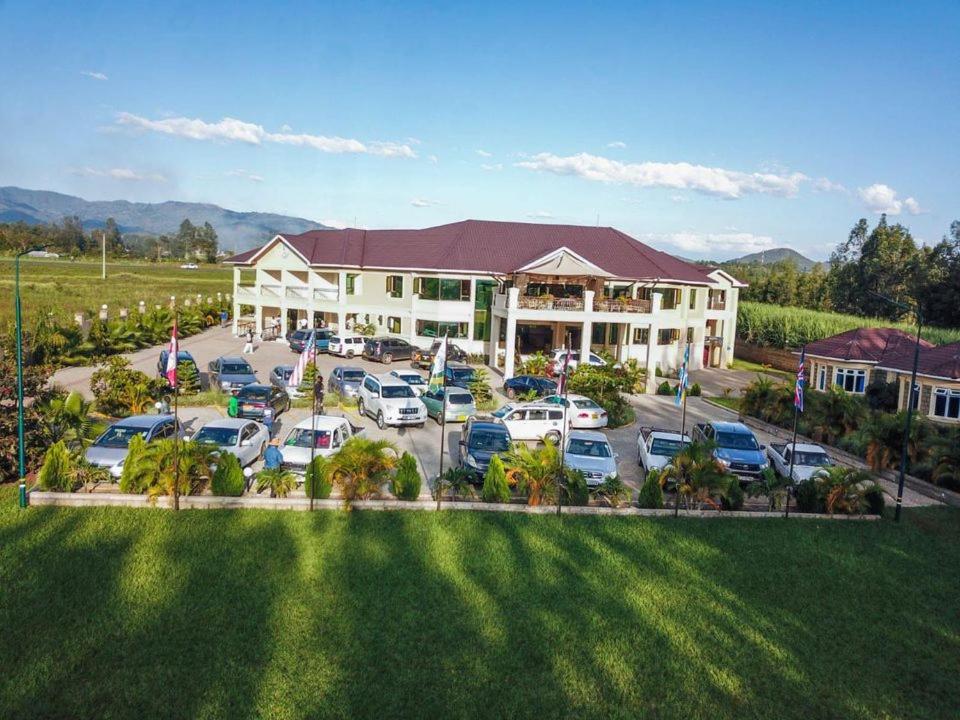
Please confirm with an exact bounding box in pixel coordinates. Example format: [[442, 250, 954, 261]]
[[481, 454, 511, 503], [38, 441, 74, 492], [210, 452, 245, 496], [637, 469, 664, 509], [304, 454, 333, 499], [391, 452, 422, 500]]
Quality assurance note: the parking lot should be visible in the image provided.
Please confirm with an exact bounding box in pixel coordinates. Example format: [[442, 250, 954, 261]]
[[52, 326, 937, 506]]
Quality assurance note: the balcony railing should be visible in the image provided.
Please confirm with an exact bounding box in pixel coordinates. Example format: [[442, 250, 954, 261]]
[[593, 298, 652, 313], [707, 297, 727, 310], [314, 288, 339, 301], [260, 283, 281, 298], [285, 286, 309, 300], [235, 284, 256, 298], [517, 296, 585, 311]]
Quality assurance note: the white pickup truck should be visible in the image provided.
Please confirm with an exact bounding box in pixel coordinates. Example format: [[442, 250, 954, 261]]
[[280, 415, 365, 471], [637, 427, 691, 473], [766, 442, 834, 483]]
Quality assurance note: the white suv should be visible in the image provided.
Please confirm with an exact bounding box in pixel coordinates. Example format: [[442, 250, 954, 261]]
[[328, 334, 366, 358], [357, 373, 428, 429], [494, 402, 568, 444]]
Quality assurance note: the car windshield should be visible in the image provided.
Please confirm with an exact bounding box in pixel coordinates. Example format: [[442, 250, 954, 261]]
[[193, 427, 240, 446], [650, 438, 688, 457], [238, 387, 270, 400], [492, 405, 513, 418], [796, 452, 831, 466], [96, 425, 149, 448], [450, 368, 474, 380], [291, 331, 308, 340], [567, 439, 612, 457], [342, 370, 365, 381], [716, 432, 760, 451], [222, 363, 253, 375], [448, 393, 473, 405], [285, 428, 332, 449], [469, 430, 510, 452], [572, 398, 600, 409], [401, 374, 425, 385], [383, 385, 415, 399]]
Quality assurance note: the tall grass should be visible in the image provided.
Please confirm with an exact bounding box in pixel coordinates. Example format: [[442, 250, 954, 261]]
[[737, 301, 960, 349]]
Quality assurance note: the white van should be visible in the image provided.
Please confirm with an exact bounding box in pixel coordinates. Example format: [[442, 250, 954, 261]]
[[494, 403, 568, 444], [328, 334, 366, 358], [357, 373, 428, 429]]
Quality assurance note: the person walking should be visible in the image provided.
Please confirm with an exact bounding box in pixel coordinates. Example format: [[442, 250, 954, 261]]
[[314, 373, 325, 410], [242, 328, 254, 354], [227, 393, 239, 418], [219, 309, 228, 327], [263, 438, 283, 470], [262, 405, 274, 436]]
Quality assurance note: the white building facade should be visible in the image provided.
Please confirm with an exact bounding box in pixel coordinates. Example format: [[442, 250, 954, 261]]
[[226, 220, 744, 392]]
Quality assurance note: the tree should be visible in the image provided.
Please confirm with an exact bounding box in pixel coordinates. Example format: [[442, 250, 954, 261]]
[[813, 466, 879, 515], [177, 361, 200, 395], [304, 454, 334, 499], [562, 468, 590, 506], [41, 390, 96, 451], [256, 467, 297, 499], [124, 438, 216, 504], [391, 452, 421, 500], [637, 468, 664, 508], [659, 442, 732, 510], [930, 428, 960, 491], [328, 437, 398, 505], [468, 367, 494, 410], [481, 454, 511, 503], [0, 337, 54, 483], [503, 440, 559, 506], [211, 453, 246, 496], [745, 467, 791, 511], [38, 441, 74, 491], [102, 218, 123, 254], [196, 222, 219, 263], [177, 219, 197, 259]]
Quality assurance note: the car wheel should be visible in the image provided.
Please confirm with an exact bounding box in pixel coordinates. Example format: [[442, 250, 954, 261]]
[[346, 350, 354, 358], [506, 387, 516, 399], [435, 412, 442, 425], [545, 430, 562, 445], [382, 353, 393, 365], [357, 397, 365, 417], [377, 411, 386, 430]]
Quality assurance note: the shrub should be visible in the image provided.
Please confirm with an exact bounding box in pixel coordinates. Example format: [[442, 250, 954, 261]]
[[563, 468, 590, 506], [864, 485, 886, 516], [177, 361, 201, 395], [437, 467, 476, 501], [637, 469, 664, 509], [391, 452, 422, 500], [593, 475, 629, 508], [38, 441, 74, 492], [656, 381, 673, 396], [119, 435, 149, 493], [468, 367, 495, 410], [304, 455, 333, 499], [794, 479, 822, 513], [299, 362, 319, 394], [602, 393, 635, 428], [688, 382, 702, 397], [481, 454, 511, 503], [721, 478, 745, 511], [517, 352, 549, 376], [90, 356, 166, 417], [210, 453, 245, 496]]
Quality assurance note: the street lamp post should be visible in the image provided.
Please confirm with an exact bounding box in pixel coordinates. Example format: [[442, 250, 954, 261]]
[[15, 246, 46, 508]]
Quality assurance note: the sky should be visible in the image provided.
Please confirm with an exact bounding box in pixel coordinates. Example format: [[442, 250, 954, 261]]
[[1, 0, 958, 261]]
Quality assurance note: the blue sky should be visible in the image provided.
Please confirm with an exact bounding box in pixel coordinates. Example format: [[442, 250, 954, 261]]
[[1, 0, 957, 260]]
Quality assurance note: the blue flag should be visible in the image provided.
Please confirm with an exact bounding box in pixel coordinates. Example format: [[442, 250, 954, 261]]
[[675, 343, 690, 407]]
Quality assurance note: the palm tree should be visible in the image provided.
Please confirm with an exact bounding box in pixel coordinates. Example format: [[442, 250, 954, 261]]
[[256, 467, 297, 498], [503, 440, 560, 506], [328, 436, 399, 504], [862, 413, 899, 471], [930, 429, 960, 489], [745, 467, 792, 511], [810, 385, 865, 444], [659, 441, 732, 511], [41, 390, 97, 451], [813, 465, 877, 515], [120, 382, 155, 415], [124, 438, 216, 505]]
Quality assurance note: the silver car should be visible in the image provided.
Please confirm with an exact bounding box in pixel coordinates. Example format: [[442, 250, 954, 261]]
[[329, 366, 366, 398], [190, 418, 269, 467], [85, 415, 181, 478], [563, 430, 618, 487]]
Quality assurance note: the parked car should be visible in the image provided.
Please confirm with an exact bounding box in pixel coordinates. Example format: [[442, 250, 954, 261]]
[[208, 356, 257, 392], [329, 366, 367, 398], [180, 263, 199, 270], [390, 369, 428, 395], [288, 328, 333, 353], [362, 336, 416, 364], [411, 341, 468, 369], [546, 349, 606, 377], [637, 427, 691, 473], [692, 421, 769, 480], [767, 442, 834, 483], [421, 387, 477, 424], [280, 415, 365, 471], [503, 374, 557, 399], [156, 349, 198, 384], [190, 418, 269, 467], [541, 394, 608, 428], [269, 365, 303, 398], [85, 415, 182, 478], [444, 362, 476, 389], [458, 417, 512, 480], [564, 430, 618, 487], [328, 333, 366, 358], [235, 384, 291, 420], [494, 402, 568, 443], [357, 373, 428, 428]]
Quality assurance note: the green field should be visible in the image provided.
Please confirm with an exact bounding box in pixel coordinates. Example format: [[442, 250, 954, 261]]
[[0, 258, 232, 324], [0, 487, 956, 719]]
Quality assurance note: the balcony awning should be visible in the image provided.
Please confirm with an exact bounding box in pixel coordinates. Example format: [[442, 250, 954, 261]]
[[516, 247, 614, 278]]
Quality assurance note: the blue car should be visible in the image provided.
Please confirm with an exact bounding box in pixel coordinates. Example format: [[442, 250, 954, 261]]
[[692, 420, 769, 481], [503, 374, 557, 399], [288, 328, 333, 353], [207, 356, 258, 392]]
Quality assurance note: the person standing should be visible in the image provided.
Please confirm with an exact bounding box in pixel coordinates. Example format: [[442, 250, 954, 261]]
[[314, 373, 325, 410], [263, 438, 283, 470], [242, 328, 254, 354], [262, 405, 274, 436], [227, 393, 239, 418]]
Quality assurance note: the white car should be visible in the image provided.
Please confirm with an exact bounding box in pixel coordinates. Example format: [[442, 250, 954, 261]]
[[357, 373, 428, 429], [280, 415, 364, 471], [548, 349, 606, 374], [180, 263, 199, 270], [540, 394, 608, 428], [493, 402, 568, 443], [328, 334, 366, 358], [190, 418, 269, 467], [564, 430, 618, 487], [389, 369, 428, 395], [637, 427, 691, 473], [766, 442, 834, 483]]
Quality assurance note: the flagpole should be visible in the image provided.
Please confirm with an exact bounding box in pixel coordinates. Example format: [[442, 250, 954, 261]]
[[785, 345, 805, 519], [436, 335, 448, 511], [674, 342, 690, 518], [309, 330, 317, 511], [172, 314, 180, 512], [557, 332, 571, 518]]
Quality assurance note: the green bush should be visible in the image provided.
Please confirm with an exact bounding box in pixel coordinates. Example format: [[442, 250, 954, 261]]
[[601, 393, 635, 428], [721, 478, 745, 510], [481, 454, 511, 503], [38, 441, 74, 492], [637, 469, 664, 509], [864, 485, 886, 516], [391, 452, 422, 500], [210, 453, 245, 496], [656, 381, 673, 396], [794, 479, 822, 513], [563, 468, 590, 506], [90, 356, 165, 417], [119, 434, 148, 493], [688, 383, 702, 397], [468, 367, 494, 409], [177, 361, 201, 395], [304, 455, 333, 499]]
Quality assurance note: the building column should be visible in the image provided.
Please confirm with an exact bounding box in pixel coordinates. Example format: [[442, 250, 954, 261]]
[[410, 293, 420, 345], [255, 305, 264, 336], [721, 287, 739, 366], [504, 314, 517, 379], [645, 292, 663, 394], [336, 311, 345, 334], [489, 313, 501, 370], [580, 290, 595, 361]]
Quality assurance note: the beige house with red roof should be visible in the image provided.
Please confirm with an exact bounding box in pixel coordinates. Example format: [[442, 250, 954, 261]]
[[877, 341, 960, 423], [225, 220, 745, 390]]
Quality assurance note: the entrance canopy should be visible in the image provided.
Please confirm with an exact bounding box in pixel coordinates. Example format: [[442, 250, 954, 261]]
[[516, 247, 614, 278]]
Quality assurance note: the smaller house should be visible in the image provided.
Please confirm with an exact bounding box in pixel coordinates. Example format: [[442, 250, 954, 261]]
[[802, 328, 933, 395], [877, 341, 960, 423]]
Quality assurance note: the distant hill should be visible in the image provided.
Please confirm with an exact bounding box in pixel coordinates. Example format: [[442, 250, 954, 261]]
[[730, 248, 819, 270], [0, 186, 329, 253]]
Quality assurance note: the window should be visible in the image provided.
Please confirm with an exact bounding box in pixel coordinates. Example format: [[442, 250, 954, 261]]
[[415, 320, 468, 338], [415, 277, 469, 301], [686, 327, 695, 343], [363, 377, 378, 392], [658, 328, 680, 345], [387, 316, 401, 333], [386, 275, 403, 298], [591, 323, 607, 345], [689, 289, 697, 310], [660, 289, 679, 310], [345, 273, 358, 295], [609, 324, 619, 344], [415, 277, 439, 300], [933, 388, 960, 419], [835, 368, 866, 393], [908, 382, 920, 411], [633, 328, 650, 345], [817, 365, 826, 391]]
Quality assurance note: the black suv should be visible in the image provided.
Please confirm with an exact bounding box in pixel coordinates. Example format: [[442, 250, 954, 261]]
[[411, 340, 468, 369], [458, 417, 512, 481], [235, 384, 291, 420], [362, 336, 415, 364]]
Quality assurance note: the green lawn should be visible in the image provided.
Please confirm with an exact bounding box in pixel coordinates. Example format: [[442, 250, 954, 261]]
[[0, 486, 957, 720]]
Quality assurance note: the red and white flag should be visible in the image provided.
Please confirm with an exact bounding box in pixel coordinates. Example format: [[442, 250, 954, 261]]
[[165, 320, 178, 387], [288, 330, 316, 388]]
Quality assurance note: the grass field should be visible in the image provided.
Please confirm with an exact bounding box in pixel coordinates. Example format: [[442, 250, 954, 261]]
[[0, 258, 232, 323], [0, 487, 957, 720]]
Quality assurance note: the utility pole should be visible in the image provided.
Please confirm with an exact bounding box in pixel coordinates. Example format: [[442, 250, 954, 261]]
[[101, 229, 106, 280]]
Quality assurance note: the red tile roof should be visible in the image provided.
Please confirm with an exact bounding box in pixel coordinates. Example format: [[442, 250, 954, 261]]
[[802, 327, 934, 363], [225, 220, 720, 284], [878, 341, 960, 380]]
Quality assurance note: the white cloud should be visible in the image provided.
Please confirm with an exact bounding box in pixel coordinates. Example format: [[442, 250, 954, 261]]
[[526, 211, 555, 219], [81, 70, 108, 81], [645, 231, 776, 255], [225, 169, 264, 182], [480, 163, 503, 171], [68, 166, 165, 182], [475, 149, 493, 157], [857, 183, 923, 215], [410, 198, 439, 208], [115, 112, 417, 158], [427, 154, 439, 164], [516, 152, 807, 199], [814, 177, 847, 193], [606, 141, 627, 149]]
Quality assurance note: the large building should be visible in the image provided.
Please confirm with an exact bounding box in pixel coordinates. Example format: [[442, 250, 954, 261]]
[[225, 220, 745, 392]]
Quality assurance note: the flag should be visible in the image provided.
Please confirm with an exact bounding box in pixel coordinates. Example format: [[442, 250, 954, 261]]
[[794, 347, 806, 412], [288, 329, 316, 388], [428, 335, 448, 392], [675, 343, 690, 407], [164, 320, 178, 388]]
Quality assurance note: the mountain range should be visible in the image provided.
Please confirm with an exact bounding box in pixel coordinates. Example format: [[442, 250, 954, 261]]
[[0, 186, 329, 253], [729, 247, 819, 270]]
